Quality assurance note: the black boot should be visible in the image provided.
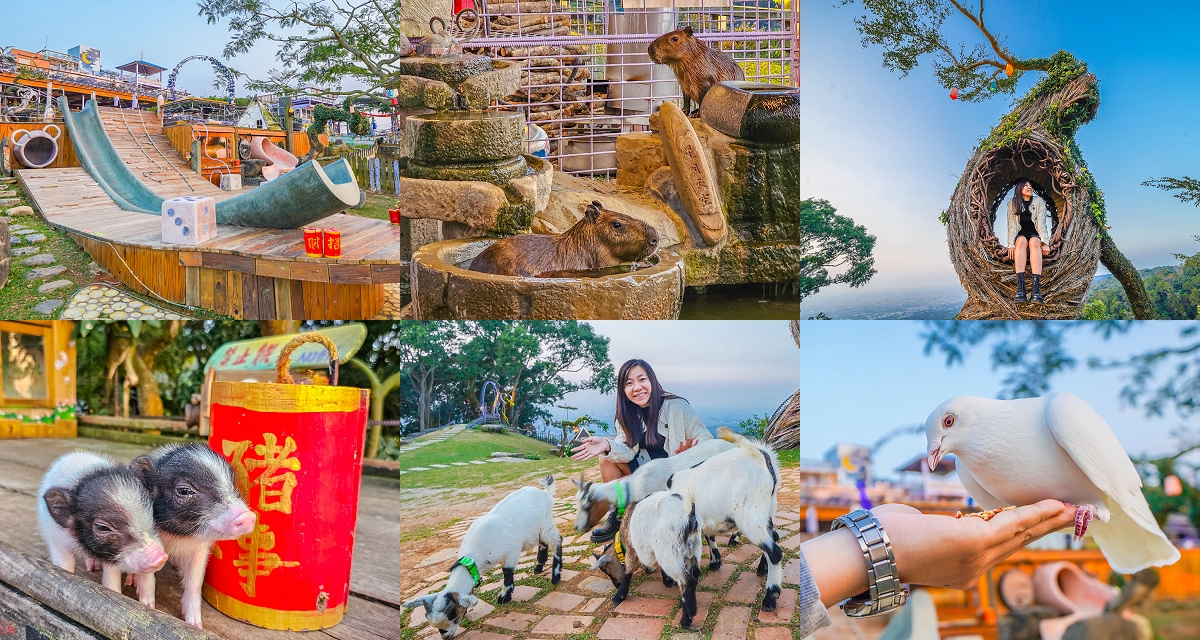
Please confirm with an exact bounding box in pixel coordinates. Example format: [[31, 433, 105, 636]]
[[1014, 272, 1028, 302], [1032, 274, 1044, 303], [590, 508, 619, 542]]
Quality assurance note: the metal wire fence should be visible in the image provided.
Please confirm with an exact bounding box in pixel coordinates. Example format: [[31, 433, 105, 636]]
[[462, 0, 796, 175]]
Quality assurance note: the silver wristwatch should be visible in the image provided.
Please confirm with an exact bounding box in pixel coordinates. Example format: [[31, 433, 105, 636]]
[[831, 509, 909, 617]]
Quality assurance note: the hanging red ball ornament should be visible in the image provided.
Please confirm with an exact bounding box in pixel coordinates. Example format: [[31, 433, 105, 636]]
[[1166, 474, 1183, 497], [950, 87, 959, 100], [1005, 62, 1014, 77]]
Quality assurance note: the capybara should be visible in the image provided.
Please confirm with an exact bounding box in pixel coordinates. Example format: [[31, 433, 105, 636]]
[[648, 26, 745, 113], [469, 201, 658, 277]]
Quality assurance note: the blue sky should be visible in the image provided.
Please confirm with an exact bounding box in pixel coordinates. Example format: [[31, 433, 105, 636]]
[[1, 2, 303, 97], [558, 321, 799, 433], [802, 321, 1200, 479], [803, 1, 1200, 298]]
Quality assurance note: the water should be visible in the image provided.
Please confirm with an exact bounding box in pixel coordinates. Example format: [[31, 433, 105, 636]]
[[800, 286, 967, 320], [679, 284, 799, 320]]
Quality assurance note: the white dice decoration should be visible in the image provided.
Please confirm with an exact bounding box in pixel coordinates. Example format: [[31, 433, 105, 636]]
[[161, 196, 217, 245], [220, 173, 242, 191]]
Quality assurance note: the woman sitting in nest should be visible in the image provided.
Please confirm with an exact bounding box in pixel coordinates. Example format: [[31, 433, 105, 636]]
[[1006, 179, 1050, 303]]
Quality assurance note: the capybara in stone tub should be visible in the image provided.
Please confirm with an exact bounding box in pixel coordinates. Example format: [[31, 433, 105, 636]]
[[648, 26, 745, 113], [469, 201, 659, 278]]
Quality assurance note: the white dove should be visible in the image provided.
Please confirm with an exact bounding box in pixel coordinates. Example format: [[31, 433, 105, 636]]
[[925, 392, 1179, 574]]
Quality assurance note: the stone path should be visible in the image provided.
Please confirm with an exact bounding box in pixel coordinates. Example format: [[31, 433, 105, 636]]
[[398, 425, 471, 473], [402, 466, 802, 639], [376, 282, 401, 319], [59, 283, 191, 320]]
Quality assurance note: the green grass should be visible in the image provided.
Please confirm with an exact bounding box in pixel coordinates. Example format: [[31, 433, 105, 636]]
[[778, 449, 798, 468], [352, 192, 399, 221], [0, 183, 95, 318], [399, 429, 593, 489]]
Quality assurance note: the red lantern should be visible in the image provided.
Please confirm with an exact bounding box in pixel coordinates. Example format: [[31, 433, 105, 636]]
[[1166, 474, 1183, 497], [950, 87, 959, 100], [388, 208, 401, 224], [204, 334, 369, 630], [1005, 62, 1014, 77], [323, 228, 342, 258], [303, 228, 323, 258]]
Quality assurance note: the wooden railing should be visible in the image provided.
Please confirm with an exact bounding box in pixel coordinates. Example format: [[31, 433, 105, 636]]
[[344, 147, 400, 195]]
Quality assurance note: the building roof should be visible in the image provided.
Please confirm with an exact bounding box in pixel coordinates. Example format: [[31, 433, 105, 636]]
[[116, 60, 166, 75]]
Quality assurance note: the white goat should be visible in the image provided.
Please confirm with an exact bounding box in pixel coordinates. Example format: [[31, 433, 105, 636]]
[[572, 438, 735, 534], [403, 475, 563, 639], [668, 427, 784, 611], [589, 491, 704, 627]]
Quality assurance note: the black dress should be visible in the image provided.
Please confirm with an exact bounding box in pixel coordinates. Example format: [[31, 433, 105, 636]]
[[626, 426, 668, 472], [1017, 198, 1039, 240]]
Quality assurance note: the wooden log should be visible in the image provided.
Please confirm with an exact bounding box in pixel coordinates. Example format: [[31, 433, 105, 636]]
[[487, 1, 553, 14], [0, 540, 221, 640], [78, 414, 193, 433]]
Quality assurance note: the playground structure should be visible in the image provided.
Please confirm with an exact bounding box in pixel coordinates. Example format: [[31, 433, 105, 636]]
[[167, 55, 236, 103], [250, 135, 299, 181], [13, 99, 398, 319], [468, 379, 505, 428], [9, 124, 61, 168]]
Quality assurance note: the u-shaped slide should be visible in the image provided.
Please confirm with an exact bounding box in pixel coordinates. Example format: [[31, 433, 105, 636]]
[[250, 136, 299, 182], [57, 97, 360, 229]]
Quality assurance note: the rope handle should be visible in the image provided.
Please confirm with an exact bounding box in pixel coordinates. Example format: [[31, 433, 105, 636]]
[[275, 333, 339, 385]]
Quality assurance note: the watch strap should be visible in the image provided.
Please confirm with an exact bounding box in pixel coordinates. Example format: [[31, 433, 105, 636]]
[[831, 509, 909, 617]]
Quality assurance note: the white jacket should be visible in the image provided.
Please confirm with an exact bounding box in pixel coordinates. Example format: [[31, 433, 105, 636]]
[[605, 398, 713, 463], [1007, 194, 1050, 246]]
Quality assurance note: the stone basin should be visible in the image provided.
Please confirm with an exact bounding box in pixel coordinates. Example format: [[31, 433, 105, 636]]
[[395, 54, 494, 86], [407, 111, 525, 164], [700, 81, 800, 145], [410, 239, 685, 319]]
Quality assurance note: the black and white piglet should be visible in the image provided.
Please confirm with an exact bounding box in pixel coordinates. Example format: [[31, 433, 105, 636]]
[[131, 444, 256, 629], [38, 451, 169, 607]]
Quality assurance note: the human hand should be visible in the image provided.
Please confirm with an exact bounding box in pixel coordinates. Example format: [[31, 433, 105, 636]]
[[803, 500, 1075, 607], [674, 437, 698, 454], [1042, 244, 1050, 256], [571, 436, 611, 461], [1008, 246, 1015, 261], [873, 500, 1075, 589]]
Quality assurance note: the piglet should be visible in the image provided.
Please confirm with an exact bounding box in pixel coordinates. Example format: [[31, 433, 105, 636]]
[[38, 451, 168, 607], [131, 444, 256, 628]]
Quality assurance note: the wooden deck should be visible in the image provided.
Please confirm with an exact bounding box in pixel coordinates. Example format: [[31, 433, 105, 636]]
[[0, 438, 399, 640], [17, 107, 400, 320]]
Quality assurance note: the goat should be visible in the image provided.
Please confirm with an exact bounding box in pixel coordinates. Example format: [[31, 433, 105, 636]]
[[667, 427, 783, 611], [590, 491, 704, 627], [572, 438, 735, 533], [404, 475, 563, 639]]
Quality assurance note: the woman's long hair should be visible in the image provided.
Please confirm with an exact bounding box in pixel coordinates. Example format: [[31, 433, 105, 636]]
[[615, 359, 683, 450], [1012, 179, 1033, 215]]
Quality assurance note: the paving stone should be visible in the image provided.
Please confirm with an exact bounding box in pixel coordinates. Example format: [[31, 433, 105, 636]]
[[558, 568, 579, 582], [536, 591, 584, 611], [727, 573, 763, 604], [469, 460, 488, 464], [596, 617, 665, 640], [451, 461, 470, 466], [21, 253, 56, 266], [12, 246, 38, 256], [635, 580, 679, 597], [673, 634, 703, 640], [466, 599, 495, 621], [407, 466, 430, 471], [510, 585, 541, 602], [478, 580, 503, 593], [725, 544, 760, 564], [756, 587, 797, 624], [0, 198, 19, 208], [579, 596, 607, 613], [752, 627, 791, 640], [461, 631, 511, 640], [699, 563, 736, 588], [8, 235, 20, 244], [672, 591, 713, 627], [783, 559, 800, 586], [429, 463, 449, 468], [712, 605, 752, 640], [33, 299, 63, 315], [423, 571, 450, 583], [485, 612, 539, 632], [37, 279, 74, 295], [529, 615, 593, 635], [13, 229, 37, 235], [779, 533, 802, 550], [25, 265, 65, 280], [25, 233, 46, 243], [581, 577, 616, 594], [614, 596, 675, 617], [6, 206, 33, 216]]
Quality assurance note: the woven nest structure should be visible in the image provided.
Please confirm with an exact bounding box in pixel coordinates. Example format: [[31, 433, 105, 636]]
[[947, 73, 1102, 319]]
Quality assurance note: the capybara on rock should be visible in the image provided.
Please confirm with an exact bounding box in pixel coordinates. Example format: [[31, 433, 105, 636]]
[[469, 201, 659, 278], [648, 26, 745, 113]]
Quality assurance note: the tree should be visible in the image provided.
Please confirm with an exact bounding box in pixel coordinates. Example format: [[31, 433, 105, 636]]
[[844, 0, 1153, 319], [197, 0, 410, 103], [399, 321, 456, 433], [800, 198, 877, 300]]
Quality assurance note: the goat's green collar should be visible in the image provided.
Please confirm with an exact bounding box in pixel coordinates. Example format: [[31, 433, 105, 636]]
[[455, 557, 481, 585], [615, 480, 630, 518]]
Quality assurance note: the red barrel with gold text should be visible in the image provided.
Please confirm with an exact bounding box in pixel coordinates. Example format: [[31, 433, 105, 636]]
[[203, 333, 369, 630]]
